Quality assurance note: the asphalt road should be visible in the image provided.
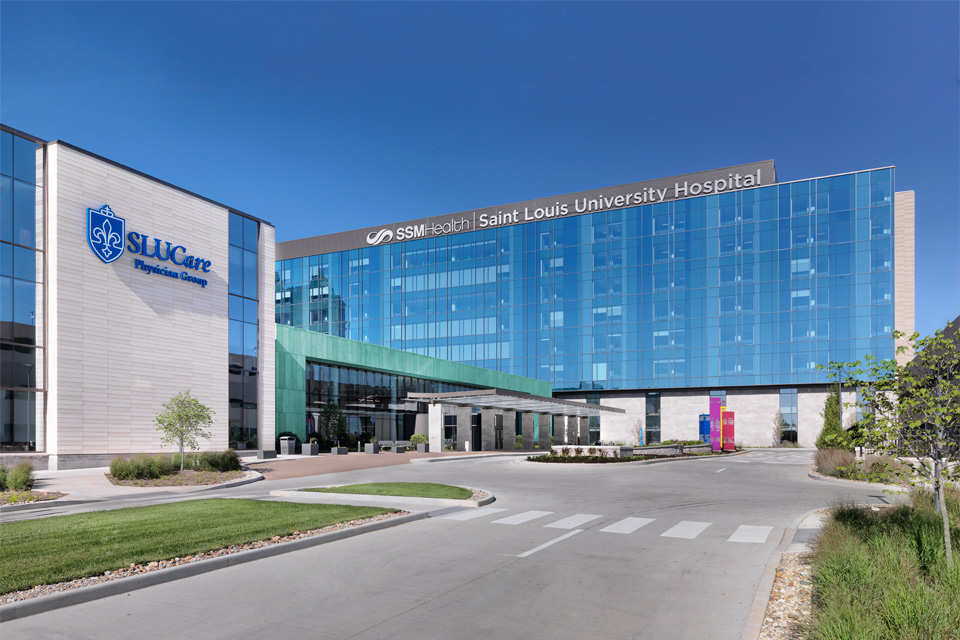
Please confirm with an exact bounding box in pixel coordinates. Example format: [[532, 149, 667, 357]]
[[2, 450, 899, 640]]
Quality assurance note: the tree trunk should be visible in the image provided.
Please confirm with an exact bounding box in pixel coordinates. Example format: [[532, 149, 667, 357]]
[[179, 440, 184, 472], [938, 479, 954, 569]]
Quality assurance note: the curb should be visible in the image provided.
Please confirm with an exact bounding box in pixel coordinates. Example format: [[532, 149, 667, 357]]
[[411, 452, 546, 463], [268, 488, 496, 510], [806, 470, 904, 492], [518, 449, 748, 466], [738, 507, 823, 640], [0, 511, 428, 622]]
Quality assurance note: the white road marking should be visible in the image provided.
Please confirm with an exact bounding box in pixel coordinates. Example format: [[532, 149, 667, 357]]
[[491, 510, 554, 525], [443, 508, 508, 521], [715, 468, 725, 473], [599, 517, 655, 534], [661, 521, 712, 539], [516, 530, 583, 558], [544, 514, 603, 530], [728, 525, 773, 543]]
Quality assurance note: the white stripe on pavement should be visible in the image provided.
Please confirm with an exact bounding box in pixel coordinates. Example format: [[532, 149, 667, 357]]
[[443, 508, 508, 521], [491, 510, 554, 525], [544, 514, 603, 530], [715, 468, 725, 473], [516, 530, 583, 558], [599, 517, 655, 534], [727, 525, 773, 543], [661, 521, 712, 539]]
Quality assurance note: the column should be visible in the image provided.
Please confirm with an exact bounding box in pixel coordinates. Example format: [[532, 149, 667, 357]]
[[521, 412, 535, 450], [455, 406, 473, 451], [554, 415, 567, 445], [538, 415, 551, 450], [427, 403, 444, 453], [578, 416, 590, 446], [503, 410, 518, 450], [480, 408, 496, 451]]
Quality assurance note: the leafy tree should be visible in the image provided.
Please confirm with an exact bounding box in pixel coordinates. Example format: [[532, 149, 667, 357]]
[[772, 410, 788, 446], [816, 387, 850, 450], [320, 402, 348, 446], [822, 322, 960, 568], [154, 390, 214, 471]]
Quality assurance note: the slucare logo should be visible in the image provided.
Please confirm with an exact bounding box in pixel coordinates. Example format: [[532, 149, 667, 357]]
[[86, 205, 212, 288], [365, 169, 763, 246]]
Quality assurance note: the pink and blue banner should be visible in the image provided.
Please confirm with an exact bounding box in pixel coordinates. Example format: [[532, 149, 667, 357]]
[[710, 397, 722, 451], [722, 411, 735, 451]]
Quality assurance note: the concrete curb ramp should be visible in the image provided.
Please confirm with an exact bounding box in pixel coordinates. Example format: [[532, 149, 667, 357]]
[[269, 488, 496, 510], [0, 511, 427, 623]]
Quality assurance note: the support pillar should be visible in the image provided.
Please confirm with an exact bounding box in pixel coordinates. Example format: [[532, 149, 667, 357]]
[[480, 408, 496, 451], [504, 410, 517, 450], [455, 406, 472, 451], [521, 412, 535, 451], [554, 415, 567, 445], [427, 403, 444, 453], [538, 415, 551, 450], [578, 416, 590, 446]]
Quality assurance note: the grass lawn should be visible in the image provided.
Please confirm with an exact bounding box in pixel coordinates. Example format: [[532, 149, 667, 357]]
[[809, 489, 960, 639], [302, 482, 472, 500], [0, 499, 392, 594]]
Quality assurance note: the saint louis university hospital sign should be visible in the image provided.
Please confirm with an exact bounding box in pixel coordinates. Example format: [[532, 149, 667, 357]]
[[86, 204, 213, 288], [363, 163, 773, 247]]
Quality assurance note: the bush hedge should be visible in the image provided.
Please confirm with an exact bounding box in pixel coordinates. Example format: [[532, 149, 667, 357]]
[[109, 450, 240, 480], [408, 433, 428, 446], [0, 462, 34, 492]]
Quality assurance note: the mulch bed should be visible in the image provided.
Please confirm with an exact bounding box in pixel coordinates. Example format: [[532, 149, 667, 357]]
[[1, 490, 68, 505], [106, 470, 245, 487]]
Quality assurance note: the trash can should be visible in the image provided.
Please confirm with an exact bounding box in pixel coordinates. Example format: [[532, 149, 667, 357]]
[[279, 436, 296, 455]]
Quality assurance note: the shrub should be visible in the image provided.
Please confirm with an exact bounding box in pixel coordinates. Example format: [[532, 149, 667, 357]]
[[110, 453, 178, 480], [816, 388, 851, 450], [515, 434, 522, 449], [409, 433, 428, 446], [815, 449, 856, 477], [0, 466, 7, 491], [4, 462, 33, 491]]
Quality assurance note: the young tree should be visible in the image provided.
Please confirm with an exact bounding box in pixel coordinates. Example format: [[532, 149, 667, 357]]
[[822, 322, 960, 568], [320, 402, 348, 446], [815, 387, 851, 450], [772, 410, 788, 446], [631, 418, 645, 446], [154, 390, 214, 471]]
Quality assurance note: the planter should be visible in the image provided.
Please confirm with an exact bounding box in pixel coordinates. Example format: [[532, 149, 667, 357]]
[[619, 446, 634, 458], [364, 443, 380, 454], [393, 446, 407, 453], [330, 447, 348, 455], [416, 443, 429, 453], [302, 442, 319, 456], [257, 450, 277, 459]]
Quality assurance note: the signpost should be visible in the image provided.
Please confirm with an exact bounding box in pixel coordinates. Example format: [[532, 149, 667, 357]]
[[699, 414, 710, 443], [709, 397, 722, 452], [722, 411, 736, 451]]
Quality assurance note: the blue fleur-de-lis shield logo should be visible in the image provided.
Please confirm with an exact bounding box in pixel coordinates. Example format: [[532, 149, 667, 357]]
[[87, 205, 126, 264]]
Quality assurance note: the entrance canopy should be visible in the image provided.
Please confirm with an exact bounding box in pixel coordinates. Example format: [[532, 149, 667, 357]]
[[407, 388, 625, 417]]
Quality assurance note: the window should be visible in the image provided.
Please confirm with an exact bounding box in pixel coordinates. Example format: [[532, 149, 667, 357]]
[[229, 213, 260, 450], [779, 388, 798, 443], [645, 392, 661, 445]]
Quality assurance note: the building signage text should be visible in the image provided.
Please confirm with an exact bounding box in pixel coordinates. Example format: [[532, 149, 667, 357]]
[[365, 169, 764, 246], [86, 205, 212, 288]]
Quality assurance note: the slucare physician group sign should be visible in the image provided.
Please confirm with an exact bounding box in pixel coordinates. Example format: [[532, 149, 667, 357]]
[[86, 205, 213, 288]]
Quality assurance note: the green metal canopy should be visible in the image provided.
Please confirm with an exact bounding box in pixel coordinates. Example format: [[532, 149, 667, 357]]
[[407, 389, 625, 417]]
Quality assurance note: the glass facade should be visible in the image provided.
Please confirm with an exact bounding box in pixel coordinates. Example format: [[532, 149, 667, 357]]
[[276, 169, 896, 394], [1, 129, 43, 451], [305, 362, 481, 442], [779, 387, 798, 442], [228, 213, 259, 449]]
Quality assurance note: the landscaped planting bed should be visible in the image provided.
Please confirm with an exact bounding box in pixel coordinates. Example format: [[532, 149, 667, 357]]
[[302, 482, 472, 500], [807, 490, 960, 640]]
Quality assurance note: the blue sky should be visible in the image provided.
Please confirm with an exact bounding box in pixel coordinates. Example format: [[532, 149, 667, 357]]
[[2, 1, 957, 336]]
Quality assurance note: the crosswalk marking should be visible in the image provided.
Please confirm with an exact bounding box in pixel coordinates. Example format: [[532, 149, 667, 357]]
[[661, 521, 712, 539], [600, 517, 655, 534], [544, 514, 602, 530], [491, 510, 554, 525], [727, 525, 772, 543], [516, 530, 583, 558], [443, 508, 508, 521]]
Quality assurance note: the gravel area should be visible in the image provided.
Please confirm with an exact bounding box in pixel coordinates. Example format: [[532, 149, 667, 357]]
[[759, 552, 813, 640], [1, 490, 67, 505], [469, 488, 488, 501], [0, 511, 409, 605]]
